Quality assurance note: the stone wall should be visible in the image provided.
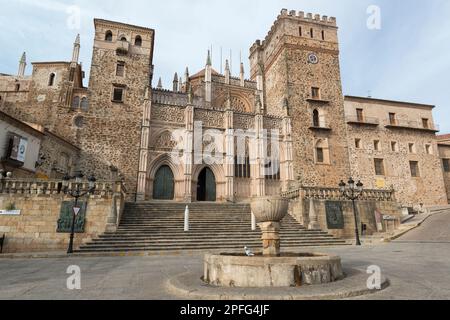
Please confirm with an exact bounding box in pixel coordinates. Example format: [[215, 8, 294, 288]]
[[285, 187, 401, 239], [344, 97, 447, 207], [438, 143, 450, 203], [0, 179, 125, 253]]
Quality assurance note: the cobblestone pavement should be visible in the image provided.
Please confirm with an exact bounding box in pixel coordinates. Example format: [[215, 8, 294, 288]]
[[0, 211, 449, 300]]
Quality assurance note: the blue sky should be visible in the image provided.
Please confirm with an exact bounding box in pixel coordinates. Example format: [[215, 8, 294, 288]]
[[1, 0, 449, 132]]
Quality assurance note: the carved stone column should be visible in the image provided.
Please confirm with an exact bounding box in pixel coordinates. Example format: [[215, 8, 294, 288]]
[[136, 87, 152, 201], [184, 105, 194, 202], [224, 109, 235, 202]]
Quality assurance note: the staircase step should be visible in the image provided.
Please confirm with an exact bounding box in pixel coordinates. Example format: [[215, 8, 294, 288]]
[[78, 202, 347, 253]]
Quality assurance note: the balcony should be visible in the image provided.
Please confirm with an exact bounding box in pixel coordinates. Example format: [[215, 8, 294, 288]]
[[306, 97, 330, 104], [309, 122, 332, 132], [346, 115, 380, 127], [116, 40, 129, 55], [385, 119, 439, 133]]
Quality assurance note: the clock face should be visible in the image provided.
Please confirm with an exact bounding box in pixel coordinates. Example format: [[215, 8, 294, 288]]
[[308, 53, 319, 64]]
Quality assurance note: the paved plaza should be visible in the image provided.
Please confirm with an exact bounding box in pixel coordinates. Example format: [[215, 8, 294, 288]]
[[0, 211, 449, 300]]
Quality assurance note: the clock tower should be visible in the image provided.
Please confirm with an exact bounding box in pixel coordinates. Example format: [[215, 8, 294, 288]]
[[249, 9, 351, 187]]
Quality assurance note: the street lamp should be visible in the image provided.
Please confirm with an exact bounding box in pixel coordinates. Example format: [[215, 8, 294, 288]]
[[339, 178, 364, 246], [62, 171, 97, 254]]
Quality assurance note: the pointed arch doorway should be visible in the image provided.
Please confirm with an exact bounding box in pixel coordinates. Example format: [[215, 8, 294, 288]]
[[197, 167, 216, 202], [153, 165, 175, 200]]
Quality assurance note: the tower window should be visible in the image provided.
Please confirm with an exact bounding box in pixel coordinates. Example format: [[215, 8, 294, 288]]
[[71, 96, 80, 109], [48, 73, 55, 86], [410, 161, 420, 177], [374, 140, 380, 151], [313, 109, 320, 127], [105, 31, 113, 42], [443, 159, 450, 172], [311, 87, 320, 99], [316, 147, 324, 163], [113, 87, 124, 102], [374, 158, 385, 176], [355, 138, 362, 149], [391, 141, 398, 152], [116, 62, 125, 77], [356, 108, 364, 122], [425, 144, 432, 155], [315, 139, 330, 164], [120, 36, 127, 42], [310, 28, 314, 38], [299, 27, 302, 36], [135, 35, 142, 46], [408, 143, 416, 154], [80, 97, 88, 111], [389, 113, 396, 125], [422, 118, 429, 129], [321, 30, 325, 40]]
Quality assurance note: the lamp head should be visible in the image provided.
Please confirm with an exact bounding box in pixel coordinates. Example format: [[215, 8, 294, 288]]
[[339, 180, 346, 193], [356, 181, 364, 193], [348, 177, 355, 189], [88, 175, 97, 191]]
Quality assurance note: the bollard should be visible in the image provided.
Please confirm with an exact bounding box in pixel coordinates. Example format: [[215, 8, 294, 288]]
[[251, 211, 256, 231], [184, 205, 189, 232]]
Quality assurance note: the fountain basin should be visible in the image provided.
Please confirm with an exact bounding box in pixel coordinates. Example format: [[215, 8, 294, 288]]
[[204, 253, 344, 288]]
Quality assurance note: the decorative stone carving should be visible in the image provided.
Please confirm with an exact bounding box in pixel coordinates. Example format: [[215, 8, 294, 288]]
[[151, 105, 185, 123], [233, 114, 254, 130], [194, 109, 223, 128]]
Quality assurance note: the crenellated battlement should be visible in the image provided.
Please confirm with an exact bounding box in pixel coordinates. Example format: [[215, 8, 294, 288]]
[[250, 9, 337, 53], [280, 9, 336, 25]]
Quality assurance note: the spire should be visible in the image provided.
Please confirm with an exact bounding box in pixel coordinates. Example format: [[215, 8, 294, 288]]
[[18, 52, 26, 77], [178, 76, 182, 92], [240, 62, 245, 87], [184, 67, 190, 83], [173, 72, 179, 92], [225, 59, 230, 84], [72, 34, 80, 63], [206, 50, 212, 66], [157, 77, 163, 89]]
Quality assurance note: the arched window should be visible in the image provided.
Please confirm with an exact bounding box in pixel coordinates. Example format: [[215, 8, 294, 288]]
[[105, 30, 113, 42], [15, 84, 20, 92], [71, 96, 80, 110], [80, 97, 88, 111], [322, 30, 325, 40], [135, 35, 142, 46], [48, 73, 55, 86], [310, 28, 314, 38], [120, 35, 127, 42], [313, 109, 320, 127]]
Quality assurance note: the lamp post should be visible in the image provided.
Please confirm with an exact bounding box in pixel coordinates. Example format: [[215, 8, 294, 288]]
[[62, 171, 96, 254], [339, 178, 364, 246]]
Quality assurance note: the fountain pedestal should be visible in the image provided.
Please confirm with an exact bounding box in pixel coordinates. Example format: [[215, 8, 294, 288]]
[[260, 222, 281, 256], [203, 196, 344, 288]]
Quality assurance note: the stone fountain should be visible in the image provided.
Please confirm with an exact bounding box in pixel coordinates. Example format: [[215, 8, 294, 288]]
[[203, 196, 344, 288]]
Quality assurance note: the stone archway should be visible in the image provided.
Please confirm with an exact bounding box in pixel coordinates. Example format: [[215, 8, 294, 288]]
[[196, 167, 216, 202], [153, 165, 175, 200]]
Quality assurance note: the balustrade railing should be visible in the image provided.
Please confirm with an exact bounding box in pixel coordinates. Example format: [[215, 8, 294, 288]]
[[281, 186, 395, 202], [0, 179, 126, 198]]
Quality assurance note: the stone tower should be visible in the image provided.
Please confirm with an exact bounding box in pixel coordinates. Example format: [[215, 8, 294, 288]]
[[249, 9, 351, 187], [78, 19, 155, 196]]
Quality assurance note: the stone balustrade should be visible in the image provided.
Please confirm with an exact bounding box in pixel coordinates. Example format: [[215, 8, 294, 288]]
[[281, 186, 395, 202], [0, 179, 126, 198]]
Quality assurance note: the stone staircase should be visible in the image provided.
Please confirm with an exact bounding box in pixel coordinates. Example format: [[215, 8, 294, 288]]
[[76, 202, 348, 253]]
